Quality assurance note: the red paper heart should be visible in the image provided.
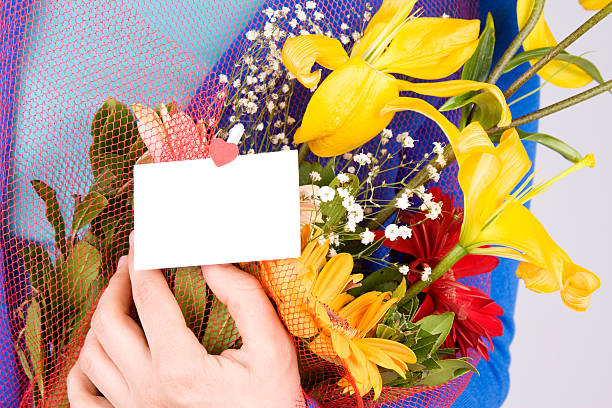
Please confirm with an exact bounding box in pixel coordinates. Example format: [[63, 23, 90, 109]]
[[209, 138, 239, 167]]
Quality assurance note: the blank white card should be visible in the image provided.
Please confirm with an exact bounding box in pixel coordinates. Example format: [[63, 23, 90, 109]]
[[133, 150, 301, 270]]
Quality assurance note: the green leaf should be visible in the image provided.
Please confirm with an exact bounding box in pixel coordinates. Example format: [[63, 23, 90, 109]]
[[90, 169, 119, 198], [355, 238, 384, 259], [503, 47, 607, 85], [31, 180, 67, 255], [25, 299, 45, 398], [411, 333, 442, 362], [15, 347, 33, 380], [71, 191, 109, 235], [490, 128, 583, 163], [392, 277, 407, 299], [417, 359, 478, 387], [202, 297, 240, 354], [57, 241, 101, 306], [415, 312, 455, 354], [299, 161, 323, 186], [439, 91, 479, 112], [319, 158, 336, 186], [348, 266, 401, 297], [174, 267, 208, 339], [20, 244, 54, 294], [469, 92, 503, 130], [397, 296, 419, 321], [462, 13, 496, 83]]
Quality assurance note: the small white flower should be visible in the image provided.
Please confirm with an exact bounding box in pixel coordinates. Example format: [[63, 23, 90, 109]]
[[337, 173, 350, 183], [289, 18, 298, 29], [341, 22, 349, 30], [426, 165, 440, 183], [421, 266, 432, 281], [340, 34, 350, 45], [342, 152, 353, 161], [227, 123, 245, 144], [310, 171, 322, 182], [347, 166, 356, 174], [345, 220, 357, 232], [296, 9, 307, 21], [232, 79, 241, 88], [281, 83, 290, 93], [328, 233, 340, 246], [442, 13, 450, 18], [399, 225, 412, 240], [342, 195, 356, 210], [318, 186, 336, 202], [218, 74, 228, 84], [433, 142, 444, 155], [247, 148, 255, 154], [385, 224, 400, 241], [396, 132, 414, 148], [328, 247, 338, 257], [360, 228, 375, 245], [305, 1, 316, 9], [353, 153, 371, 166], [395, 193, 411, 210], [399, 265, 410, 276], [255, 123, 264, 131], [336, 187, 350, 198], [246, 30, 259, 41], [263, 8, 274, 18], [351, 31, 361, 41]]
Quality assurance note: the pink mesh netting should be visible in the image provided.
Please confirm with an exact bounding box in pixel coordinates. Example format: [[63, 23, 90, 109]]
[[0, 0, 488, 406]]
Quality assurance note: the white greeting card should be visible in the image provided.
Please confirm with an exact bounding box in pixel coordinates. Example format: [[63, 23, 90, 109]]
[[133, 149, 300, 270]]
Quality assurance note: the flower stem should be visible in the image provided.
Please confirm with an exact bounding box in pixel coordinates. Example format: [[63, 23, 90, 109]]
[[487, 79, 612, 135], [298, 143, 310, 165], [365, 145, 456, 229], [404, 244, 468, 300], [487, 0, 546, 85], [504, 2, 612, 99]]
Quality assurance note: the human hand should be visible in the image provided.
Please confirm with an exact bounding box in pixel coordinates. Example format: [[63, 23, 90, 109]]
[[67, 233, 303, 408]]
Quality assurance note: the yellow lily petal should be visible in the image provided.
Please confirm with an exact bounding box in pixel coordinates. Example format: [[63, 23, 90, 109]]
[[398, 80, 511, 127], [381, 97, 461, 144], [450, 122, 496, 167], [518, 0, 593, 88], [373, 17, 480, 80], [295, 58, 399, 156], [351, 0, 418, 59], [476, 203, 599, 310], [457, 150, 502, 246], [281, 35, 349, 89], [362, 337, 417, 365], [579, 0, 611, 10]]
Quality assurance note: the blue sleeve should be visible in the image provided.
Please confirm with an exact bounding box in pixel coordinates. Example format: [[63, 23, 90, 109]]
[[452, 1, 539, 407]]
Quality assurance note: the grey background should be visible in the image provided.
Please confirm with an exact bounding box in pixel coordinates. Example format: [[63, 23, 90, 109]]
[[503, 2, 612, 407]]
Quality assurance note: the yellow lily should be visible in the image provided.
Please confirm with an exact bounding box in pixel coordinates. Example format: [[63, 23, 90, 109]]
[[436, 121, 600, 311], [259, 227, 416, 399], [282, 0, 511, 157], [579, 0, 611, 10], [517, 0, 596, 88]]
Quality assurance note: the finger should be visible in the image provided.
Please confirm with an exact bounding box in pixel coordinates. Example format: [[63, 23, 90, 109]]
[[92, 256, 151, 378], [201, 264, 290, 354], [78, 330, 129, 407], [127, 232, 197, 359], [67, 364, 114, 408]]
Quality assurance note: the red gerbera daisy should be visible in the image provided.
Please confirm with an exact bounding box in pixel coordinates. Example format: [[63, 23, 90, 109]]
[[374, 187, 503, 360]]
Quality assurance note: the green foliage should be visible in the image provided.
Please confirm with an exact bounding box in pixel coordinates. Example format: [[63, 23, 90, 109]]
[[503, 47, 607, 86], [298, 158, 335, 186], [202, 297, 240, 354], [490, 128, 584, 163], [348, 266, 402, 297], [31, 180, 67, 256], [174, 267, 209, 340]]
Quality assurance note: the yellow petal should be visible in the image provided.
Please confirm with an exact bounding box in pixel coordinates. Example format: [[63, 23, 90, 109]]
[[368, 361, 383, 399], [351, 0, 418, 59], [312, 253, 353, 303], [518, 0, 593, 88], [381, 97, 461, 144], [309, 333, 337, 359], [579, 0, 611, 10], [329, 293, 355, 311], [398, 80, 511, 127], [560, 265, 601, 311], [476, 203, 600, 310], [457, 151, 502, 246], [356, 292, 397, 335], [450, 122, 496, 167], [296, 58, 399, 157], [373, 17, 480, 80], [330, 329, 351, 359], [281, 34, 349, 89]]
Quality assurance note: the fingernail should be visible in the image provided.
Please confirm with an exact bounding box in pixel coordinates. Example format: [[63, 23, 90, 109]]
[[117, 256, 127, 269], [129, 231, 134, 246]]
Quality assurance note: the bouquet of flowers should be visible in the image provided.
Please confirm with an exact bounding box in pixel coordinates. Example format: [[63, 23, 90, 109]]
[[4, 0, 611, 407]]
